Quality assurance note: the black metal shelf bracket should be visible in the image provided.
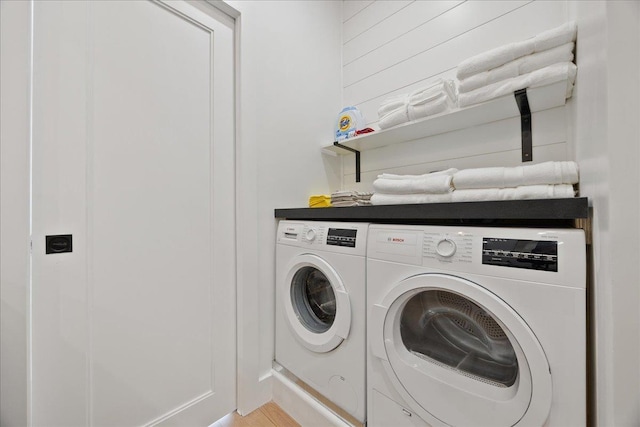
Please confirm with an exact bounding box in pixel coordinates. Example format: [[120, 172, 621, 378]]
[[514, 89, 532, 162], [333, 141, 361, 182]]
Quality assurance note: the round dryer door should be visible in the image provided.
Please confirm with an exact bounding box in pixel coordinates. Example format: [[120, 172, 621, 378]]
[[371, 274, 552, 426], [282, 254, 351, 353]]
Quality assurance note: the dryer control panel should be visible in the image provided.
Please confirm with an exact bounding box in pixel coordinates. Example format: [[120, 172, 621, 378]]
[[482, 237, 558, 272], [423, 232, 474, 264], [368, 224, 586, 288]]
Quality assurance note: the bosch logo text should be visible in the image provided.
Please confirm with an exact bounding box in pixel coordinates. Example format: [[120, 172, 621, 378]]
[[388, 237, 405, 242]]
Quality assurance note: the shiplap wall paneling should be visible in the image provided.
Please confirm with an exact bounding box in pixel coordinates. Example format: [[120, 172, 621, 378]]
[[341, 106, 570, 191], [343, 1, 374, 23], [343, 0, 569, 128]]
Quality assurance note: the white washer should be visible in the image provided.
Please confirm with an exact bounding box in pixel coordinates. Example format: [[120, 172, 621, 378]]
[[367, 224, 586, 427], [275, 220, 368, 423]]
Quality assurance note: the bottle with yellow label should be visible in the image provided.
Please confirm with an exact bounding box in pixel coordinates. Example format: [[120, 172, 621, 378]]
[[335, 106, 364, 142]]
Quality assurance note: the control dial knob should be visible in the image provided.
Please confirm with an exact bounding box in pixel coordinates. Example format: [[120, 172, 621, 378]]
[[436, 238, 457, 257], [305, 228, 317, 242]]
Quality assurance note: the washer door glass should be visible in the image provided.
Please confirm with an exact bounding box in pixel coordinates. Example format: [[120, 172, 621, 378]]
[[291, 266, 336, 333], [373, 273, 552, 427], [400, 290, 518, 387]]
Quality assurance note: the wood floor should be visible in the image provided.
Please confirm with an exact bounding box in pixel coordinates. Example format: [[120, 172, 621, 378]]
[[211, 402, 300, 427]]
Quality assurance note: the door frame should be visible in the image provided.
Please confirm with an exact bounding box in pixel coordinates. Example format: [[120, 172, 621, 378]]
[[0, 1, 32, 425], [0, 0, 265, 424], [202, 0, 272, 416]]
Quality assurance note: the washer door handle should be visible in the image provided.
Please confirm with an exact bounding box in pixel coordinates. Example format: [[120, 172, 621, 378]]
[[371, 304, 388, 361], [333, 288, 351, 340]]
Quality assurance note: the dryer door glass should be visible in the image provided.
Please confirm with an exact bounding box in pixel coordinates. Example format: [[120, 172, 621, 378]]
[[400, 290, 518, 387], [291, 266, 336, 333]]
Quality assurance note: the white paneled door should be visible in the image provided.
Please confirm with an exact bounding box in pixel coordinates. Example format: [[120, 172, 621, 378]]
[[30, 1, 236, 426]]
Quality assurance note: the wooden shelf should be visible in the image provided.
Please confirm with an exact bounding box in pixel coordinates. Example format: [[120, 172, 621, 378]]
[[323, 80, 569, 155], [275, 197, 588, 228]]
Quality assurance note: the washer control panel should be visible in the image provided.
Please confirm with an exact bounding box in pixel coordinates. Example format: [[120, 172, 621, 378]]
[[278, 221, 368, 255], [424, 232, 473, 264], [326, 227, 358, 248]]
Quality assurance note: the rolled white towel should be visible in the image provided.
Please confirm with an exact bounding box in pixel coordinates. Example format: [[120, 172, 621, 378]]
[[371, 193, 453, 205], [378, 106, 409, 130], [453, 161, 579, 190], [378, 168, 458, 180], [458, 62, 577, 108], [378, 94, 408, 117], [407, 94, 453, 121], [457, 21, 577, 80], [451, 184, 575, 202], [373, 174, 453, 195], [459, 43, 574, 93]]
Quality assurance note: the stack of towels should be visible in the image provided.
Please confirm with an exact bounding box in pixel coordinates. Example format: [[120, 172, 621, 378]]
[[371, 169, 457, 205], [371, 161, 578, 205], [331, 190, 372, 207], [378, 79, 457, 130], [456, 22, 577, 108], [451, 161, 578, 202]]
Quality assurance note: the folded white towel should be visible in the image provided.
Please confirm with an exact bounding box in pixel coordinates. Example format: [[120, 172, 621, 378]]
[[408, 94, 453, 121], [453, 161, 579, 190], [457, 39, 535, 81], [534, 21, 577, 52], [371, 193, 453, 205], [459, 62, 519, 94], [379, 106, 409, 130], [458, 62, 577, 108], [373, 174, 454, 195], [457, 21, 577, 80], [459, 43, 574, 93], [331, 190, 373, 198], [451, 184, 575, 202], [378, 94, 408, 117], [378, 168, 458, 180], [519, 42, 574, 75], [331, 200, 372, 207], [408, 79, 458, 105]]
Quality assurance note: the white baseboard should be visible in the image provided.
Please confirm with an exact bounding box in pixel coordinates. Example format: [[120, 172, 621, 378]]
[[236, 371, 272, 416], [271, 369, 351, 427]]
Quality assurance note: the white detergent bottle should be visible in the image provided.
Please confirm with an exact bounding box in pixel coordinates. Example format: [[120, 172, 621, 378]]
[[335, 106, 364, 142]]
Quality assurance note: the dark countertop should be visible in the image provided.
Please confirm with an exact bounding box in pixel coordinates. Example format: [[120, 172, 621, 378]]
[[275, 197, 589, 228]]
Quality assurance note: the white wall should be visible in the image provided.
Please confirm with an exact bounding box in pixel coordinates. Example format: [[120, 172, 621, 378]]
[[571, 1, 640, 425], [340, 0, 572, 191], [225, 0, 343, 415]]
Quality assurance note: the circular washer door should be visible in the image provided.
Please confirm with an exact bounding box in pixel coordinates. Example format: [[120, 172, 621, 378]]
[[282, 254, 351, 353], [372, 274, 552, 426]]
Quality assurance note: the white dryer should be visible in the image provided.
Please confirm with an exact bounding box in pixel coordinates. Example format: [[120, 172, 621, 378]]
[[366, 224, 586, 427], [275, 220, 368, 423]]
